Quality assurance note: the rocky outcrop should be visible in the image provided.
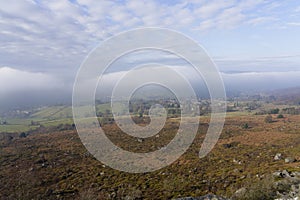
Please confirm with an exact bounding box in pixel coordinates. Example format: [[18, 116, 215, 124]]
[[174, 194, 229, 200], [175, 170, 300, 200], [274, 153, 297, 163], [230, 170, 300, 200], [273, 170, 300, 200]]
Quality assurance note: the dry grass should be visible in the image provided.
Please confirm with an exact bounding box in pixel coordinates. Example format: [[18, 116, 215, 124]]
[[0, 115, 299, 199]]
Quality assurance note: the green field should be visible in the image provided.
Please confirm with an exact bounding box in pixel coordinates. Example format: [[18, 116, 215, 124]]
[[0, 103, 116, 133], [1, 101, 299, 133]]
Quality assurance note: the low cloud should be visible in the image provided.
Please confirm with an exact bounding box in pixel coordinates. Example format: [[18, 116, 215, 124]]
[[222, 71, 300, 91], [0, 67, 71, 110], [96, 66, 300, 99], [1, 64, 300, 110], [0, 67, 64, 94]]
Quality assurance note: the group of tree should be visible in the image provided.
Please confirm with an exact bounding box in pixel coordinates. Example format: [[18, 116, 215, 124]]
[[281, 107, 300, 115], [256, 107, 300, 116], [0, 120, 7, 125]]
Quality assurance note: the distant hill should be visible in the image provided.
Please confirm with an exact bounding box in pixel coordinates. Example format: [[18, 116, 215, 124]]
[[263, 87, 300, 104]]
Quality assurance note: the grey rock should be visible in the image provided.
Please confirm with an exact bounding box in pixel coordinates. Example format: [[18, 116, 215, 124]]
[[232, 187, 247, 199], [233, 159, 242, 165], [174, 194, 229, 200], [284, 157, 296, 163], [281, 170, 291, 178], [291, 172, 300, 177], [274, 153, 282, 161], [272, 170, 300, 199], [124, 189, 142, 200], [137, 138, 144, 143], [273, 171, 283, 178]]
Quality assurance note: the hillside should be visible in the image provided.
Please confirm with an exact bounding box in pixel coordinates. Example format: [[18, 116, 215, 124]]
[[1, 113, 300, 199]]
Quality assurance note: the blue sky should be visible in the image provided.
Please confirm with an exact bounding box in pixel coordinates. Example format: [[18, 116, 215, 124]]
[[0, 0, 300, 107]]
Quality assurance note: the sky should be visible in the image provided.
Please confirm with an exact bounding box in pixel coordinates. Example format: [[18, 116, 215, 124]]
[[1, 0, 300, 109]]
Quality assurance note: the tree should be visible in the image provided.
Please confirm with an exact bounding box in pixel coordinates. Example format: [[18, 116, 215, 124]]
[[19, 132, 26, 138], [268, 108, 279, 114], [139, 112, 143, 118]]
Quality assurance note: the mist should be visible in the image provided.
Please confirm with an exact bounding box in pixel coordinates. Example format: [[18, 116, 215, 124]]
[[1, 64, 300, 111], [0, 67, 71, 111]]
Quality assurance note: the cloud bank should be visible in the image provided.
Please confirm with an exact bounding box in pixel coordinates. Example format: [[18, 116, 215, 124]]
[[0, 67, 63, 94], [0, 67, 71, 110], [1, 63, 300, 110]]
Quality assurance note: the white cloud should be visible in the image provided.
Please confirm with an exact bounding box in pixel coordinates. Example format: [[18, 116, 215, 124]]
[[0, 0, 299, 106], [194, 0, 270, 31], [214, 54, 300, 73], [295, 6, 300, 13], [0, 0, 284, 68], [247, 17, 277, 26], [194, 0, 235, 19], [287, 22, 300, 26]]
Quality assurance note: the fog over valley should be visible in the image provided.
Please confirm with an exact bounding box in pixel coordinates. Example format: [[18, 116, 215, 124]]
[[1, 63, 300, 110]]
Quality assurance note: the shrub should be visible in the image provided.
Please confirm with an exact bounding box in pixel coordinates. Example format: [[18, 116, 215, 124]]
[[277, 114, 284, 119], [19, 132, 27, 138], [264, 115, 273, 123], [242, 123, 249, 129]]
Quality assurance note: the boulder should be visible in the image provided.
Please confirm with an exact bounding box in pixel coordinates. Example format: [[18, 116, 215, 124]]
[[232, 187, 247, 199], [274, 153, 282, 161], [284, 157, 296, 163], [174, 194, 229, 200]]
